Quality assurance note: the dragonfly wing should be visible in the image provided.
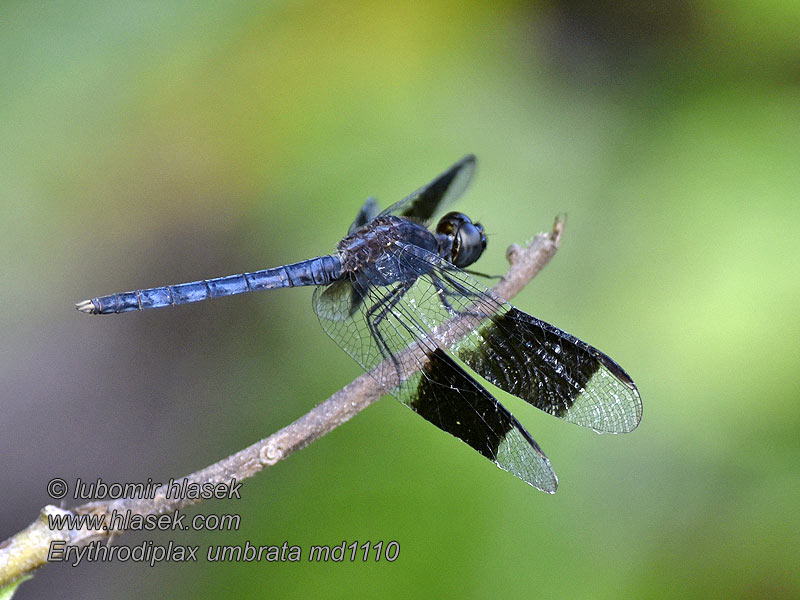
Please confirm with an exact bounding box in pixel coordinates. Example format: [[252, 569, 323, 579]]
[[380, 243, 643, 434], [379, 155, 476, 225], [312, 251, 557, 492]]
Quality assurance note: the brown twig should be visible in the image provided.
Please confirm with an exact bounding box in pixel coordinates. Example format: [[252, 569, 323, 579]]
[[0, 216, 564, 587]]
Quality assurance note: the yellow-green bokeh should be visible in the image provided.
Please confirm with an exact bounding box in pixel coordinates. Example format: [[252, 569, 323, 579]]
[[2, 1, 798, 598]]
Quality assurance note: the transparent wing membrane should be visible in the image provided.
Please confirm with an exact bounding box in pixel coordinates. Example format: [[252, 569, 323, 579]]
[[389, 245, 642, 434]]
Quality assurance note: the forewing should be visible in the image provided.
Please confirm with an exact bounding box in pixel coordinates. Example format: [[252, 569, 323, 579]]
[[387, 245, 643, 434], [379, 155, 476, 225], [312, 250, 557, 492], [458, 307, 642, 433]]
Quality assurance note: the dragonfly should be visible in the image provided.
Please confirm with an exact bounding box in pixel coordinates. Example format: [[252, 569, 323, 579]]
[[77, 155, 641, 493]]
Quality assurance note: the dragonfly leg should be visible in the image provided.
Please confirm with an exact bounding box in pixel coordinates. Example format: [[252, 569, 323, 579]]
[[362, 281, 427, 385], [428, 270, 500, 325], [363, 283, 406, 360]]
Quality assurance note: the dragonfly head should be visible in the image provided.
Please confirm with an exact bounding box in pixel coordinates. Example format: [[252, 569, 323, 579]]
[[436, 211, 487, 268]]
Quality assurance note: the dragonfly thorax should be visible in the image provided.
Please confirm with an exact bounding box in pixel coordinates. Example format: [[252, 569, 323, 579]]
[[337, 215, 439, 284], [435, 212, 487, 268]]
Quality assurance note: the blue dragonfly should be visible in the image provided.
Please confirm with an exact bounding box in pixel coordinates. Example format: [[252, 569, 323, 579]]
[[78, 155, 641, 492]]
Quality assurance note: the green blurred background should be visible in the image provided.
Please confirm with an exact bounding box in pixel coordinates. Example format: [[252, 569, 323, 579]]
[[2, 1, 799, 598]]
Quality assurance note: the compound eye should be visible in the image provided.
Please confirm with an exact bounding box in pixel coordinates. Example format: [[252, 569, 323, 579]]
[[453, 220, 486, 267], [436, 212, 486, 268]]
